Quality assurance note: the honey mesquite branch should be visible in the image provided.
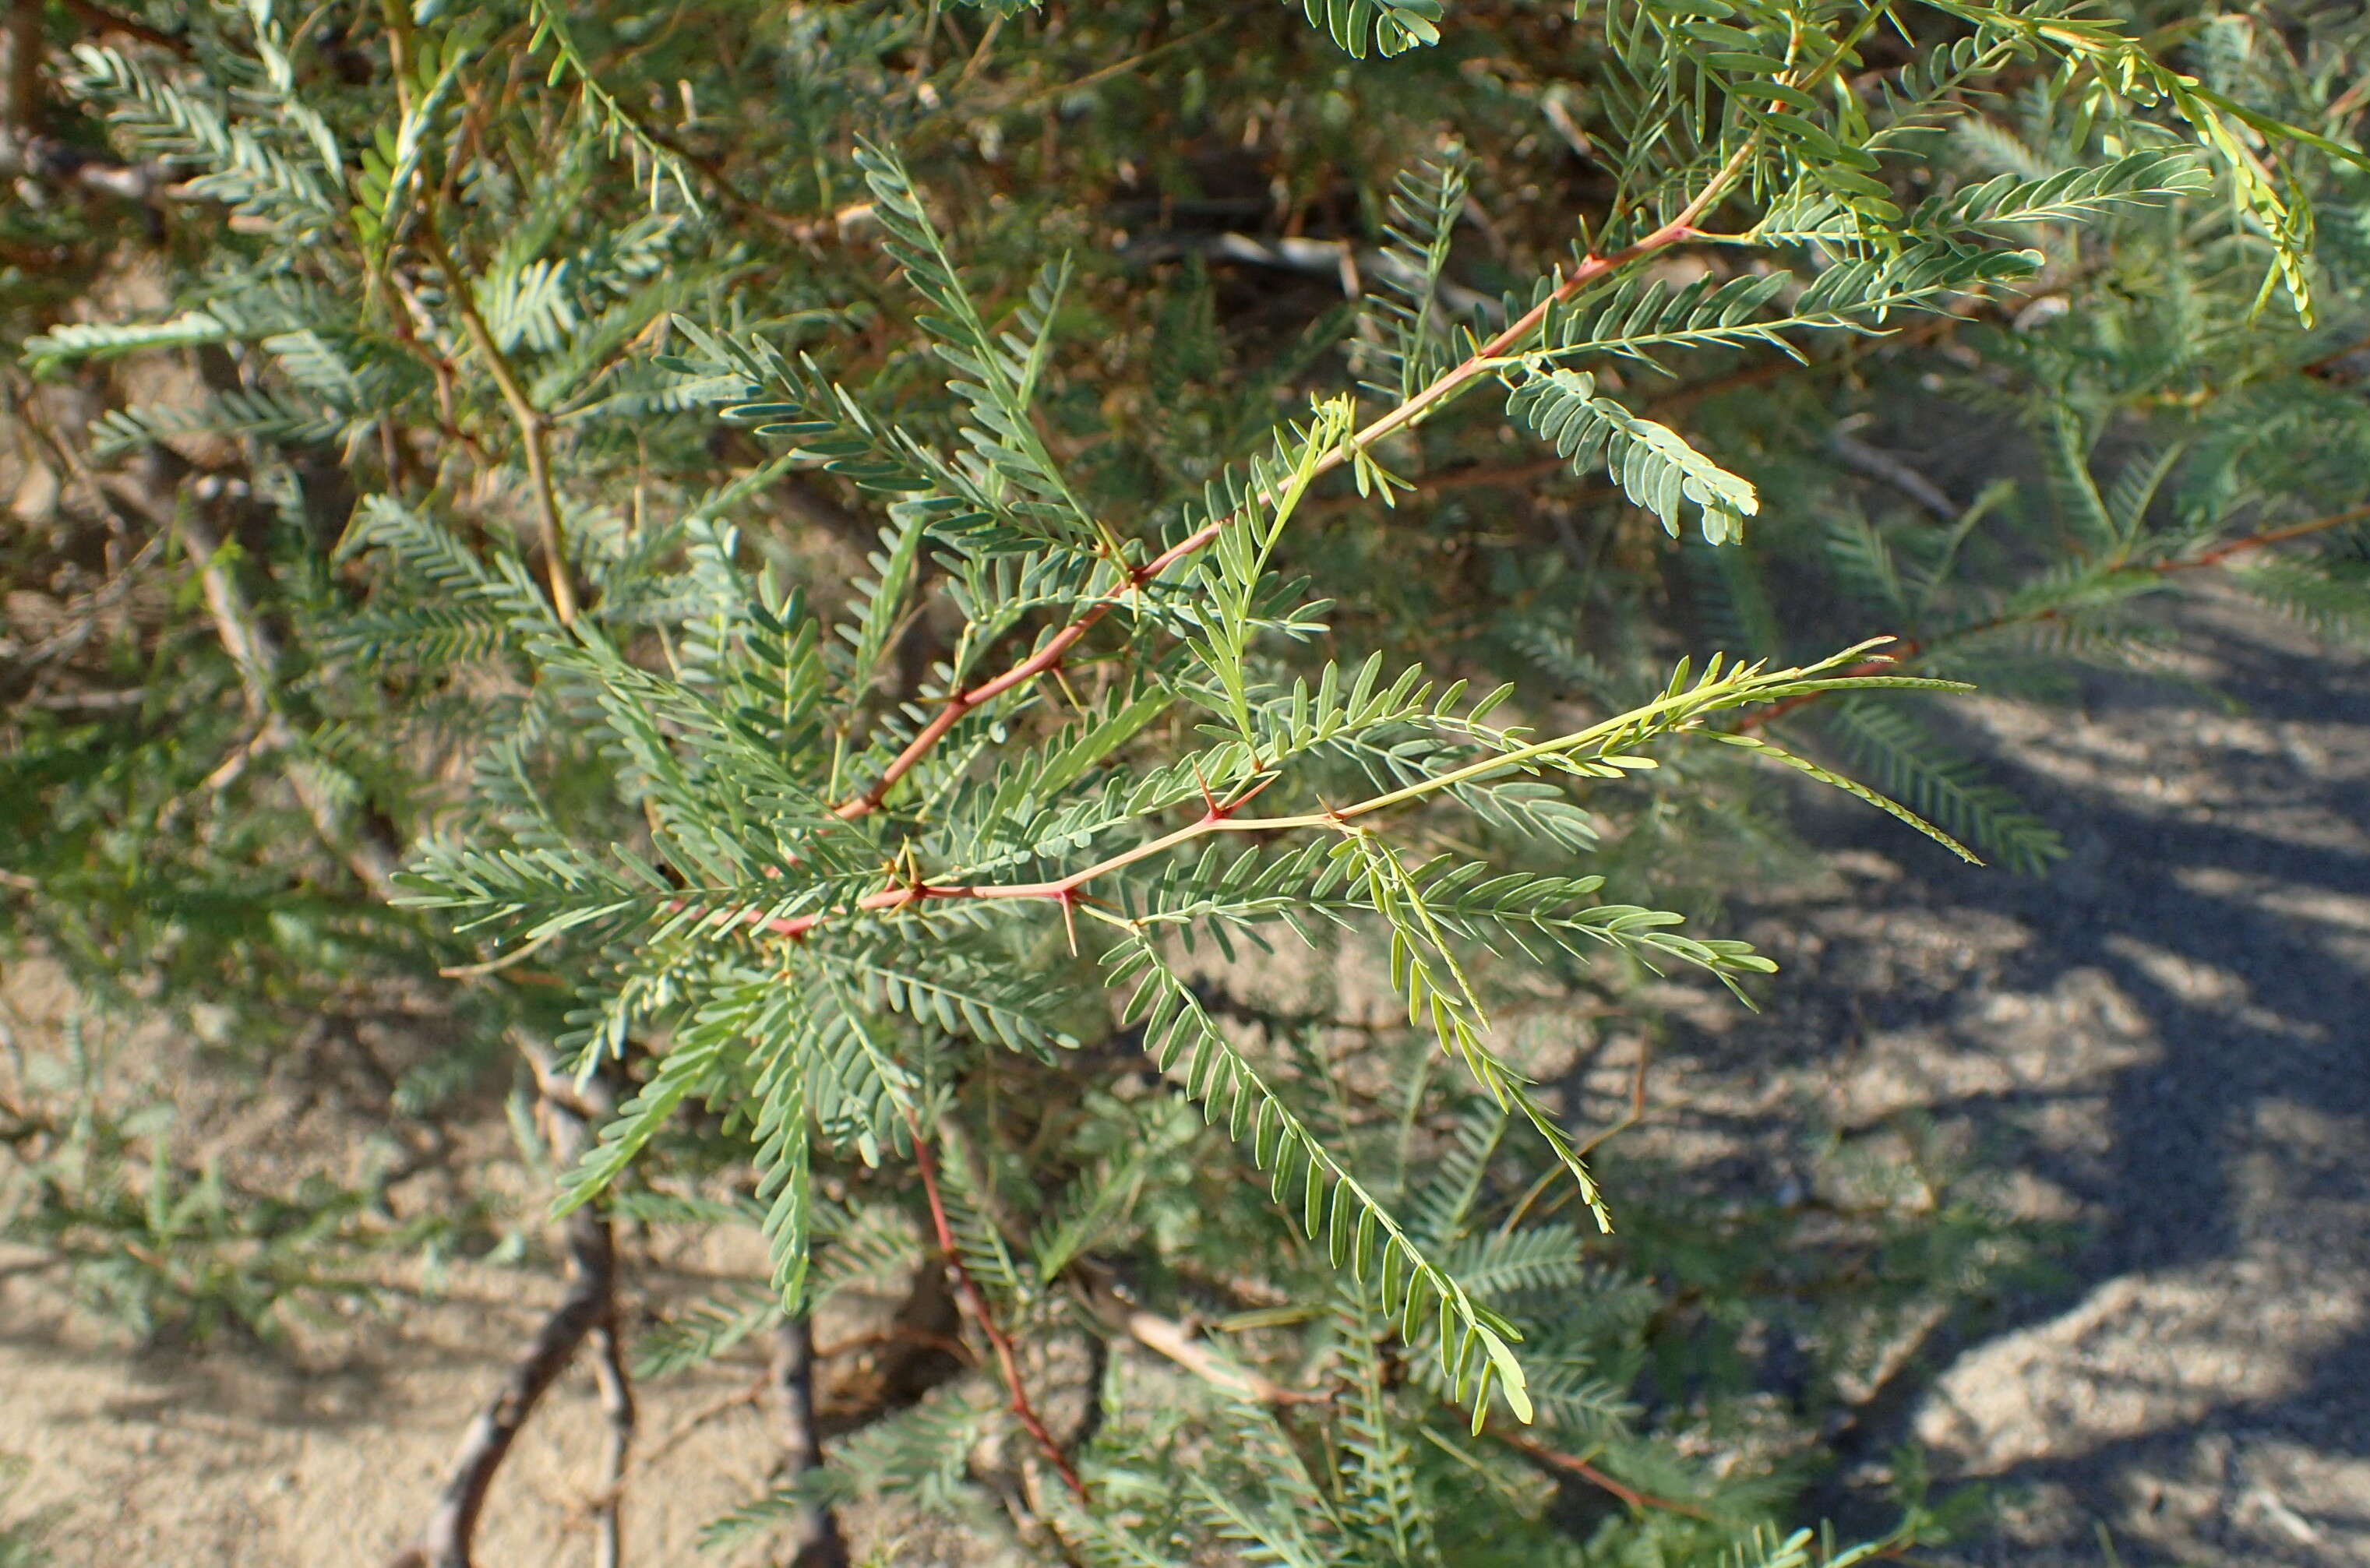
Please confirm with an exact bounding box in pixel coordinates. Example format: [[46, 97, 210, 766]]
[[33, 0, 2370, 1562], [827, 145, 1758, 823], [694, 640, 1920, 943]]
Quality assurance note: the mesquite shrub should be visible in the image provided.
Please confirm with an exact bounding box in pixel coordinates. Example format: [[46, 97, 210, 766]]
[[5, 1, 2367, 1563]]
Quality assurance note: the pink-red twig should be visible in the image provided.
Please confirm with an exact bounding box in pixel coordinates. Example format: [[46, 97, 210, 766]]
[[905, 1114, 1088, 1500], [1730, 654, 1905, 735], [1493, 1429, 1712, 1518], [2178, 499, 2370, 567], [826, 153, 1751, 825], [680, 772, 1296, 939]]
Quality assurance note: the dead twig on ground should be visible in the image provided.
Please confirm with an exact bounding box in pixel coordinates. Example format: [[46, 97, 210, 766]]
[[398, 1034, 630, 1568], [1115, 1307, 1329, 1406], [769, 1313, 851, 1567], [1831, 425, 1960, 521]]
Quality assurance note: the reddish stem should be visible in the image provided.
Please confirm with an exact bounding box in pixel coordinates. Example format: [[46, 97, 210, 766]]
[[2178, 499, 2370, 568], [827, 159, 1750, 824], [674, 767, 1295, 939], [906, 1113, 1088, 1500], [1730, 654, 1909, 735], [1492, 1429, 1712, 1519]]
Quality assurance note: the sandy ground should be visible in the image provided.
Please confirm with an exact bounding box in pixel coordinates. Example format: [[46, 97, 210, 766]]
[[0, 1250, 780, 1565], [4, 585, 2365, 1566], [1656, 587, 2370, 1566], [0, 953, 846, 1565]]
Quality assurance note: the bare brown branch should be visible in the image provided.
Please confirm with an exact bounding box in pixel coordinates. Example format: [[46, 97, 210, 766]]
[[589, 1317, 637, 1568], [1116, 1309, 1326, 1407], [62, 0, 189, 54], [403, 1036, 622, 1568], [767, 1313, 850, 1568], [2, 0, 39, 135]]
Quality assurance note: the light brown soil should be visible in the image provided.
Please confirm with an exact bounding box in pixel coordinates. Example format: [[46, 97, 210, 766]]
[[0, 1246, 774, 1565], [1643, 587, 2370, 1566]]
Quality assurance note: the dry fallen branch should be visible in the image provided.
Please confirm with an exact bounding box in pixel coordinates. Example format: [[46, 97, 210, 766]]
[[397, 1036, 630, 1568], [1116, 1309, 1326, 1408], [1830, 424, 1960, 521], [767, 1313, 850, 1568]]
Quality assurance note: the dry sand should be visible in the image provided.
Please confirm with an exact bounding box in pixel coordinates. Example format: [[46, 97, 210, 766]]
[[1652, 587, 2370, 1566]]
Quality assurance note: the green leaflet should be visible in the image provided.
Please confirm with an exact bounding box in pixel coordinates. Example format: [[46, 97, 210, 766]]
[[1292, 0, 1444, 58], [1506, 367, 1758, 544], [1109, 932, 1536, 1427]]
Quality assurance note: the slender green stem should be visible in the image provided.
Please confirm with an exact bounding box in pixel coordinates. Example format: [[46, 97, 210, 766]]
[[416, 217, 580, 625], [702, 644, 1925, 941]]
